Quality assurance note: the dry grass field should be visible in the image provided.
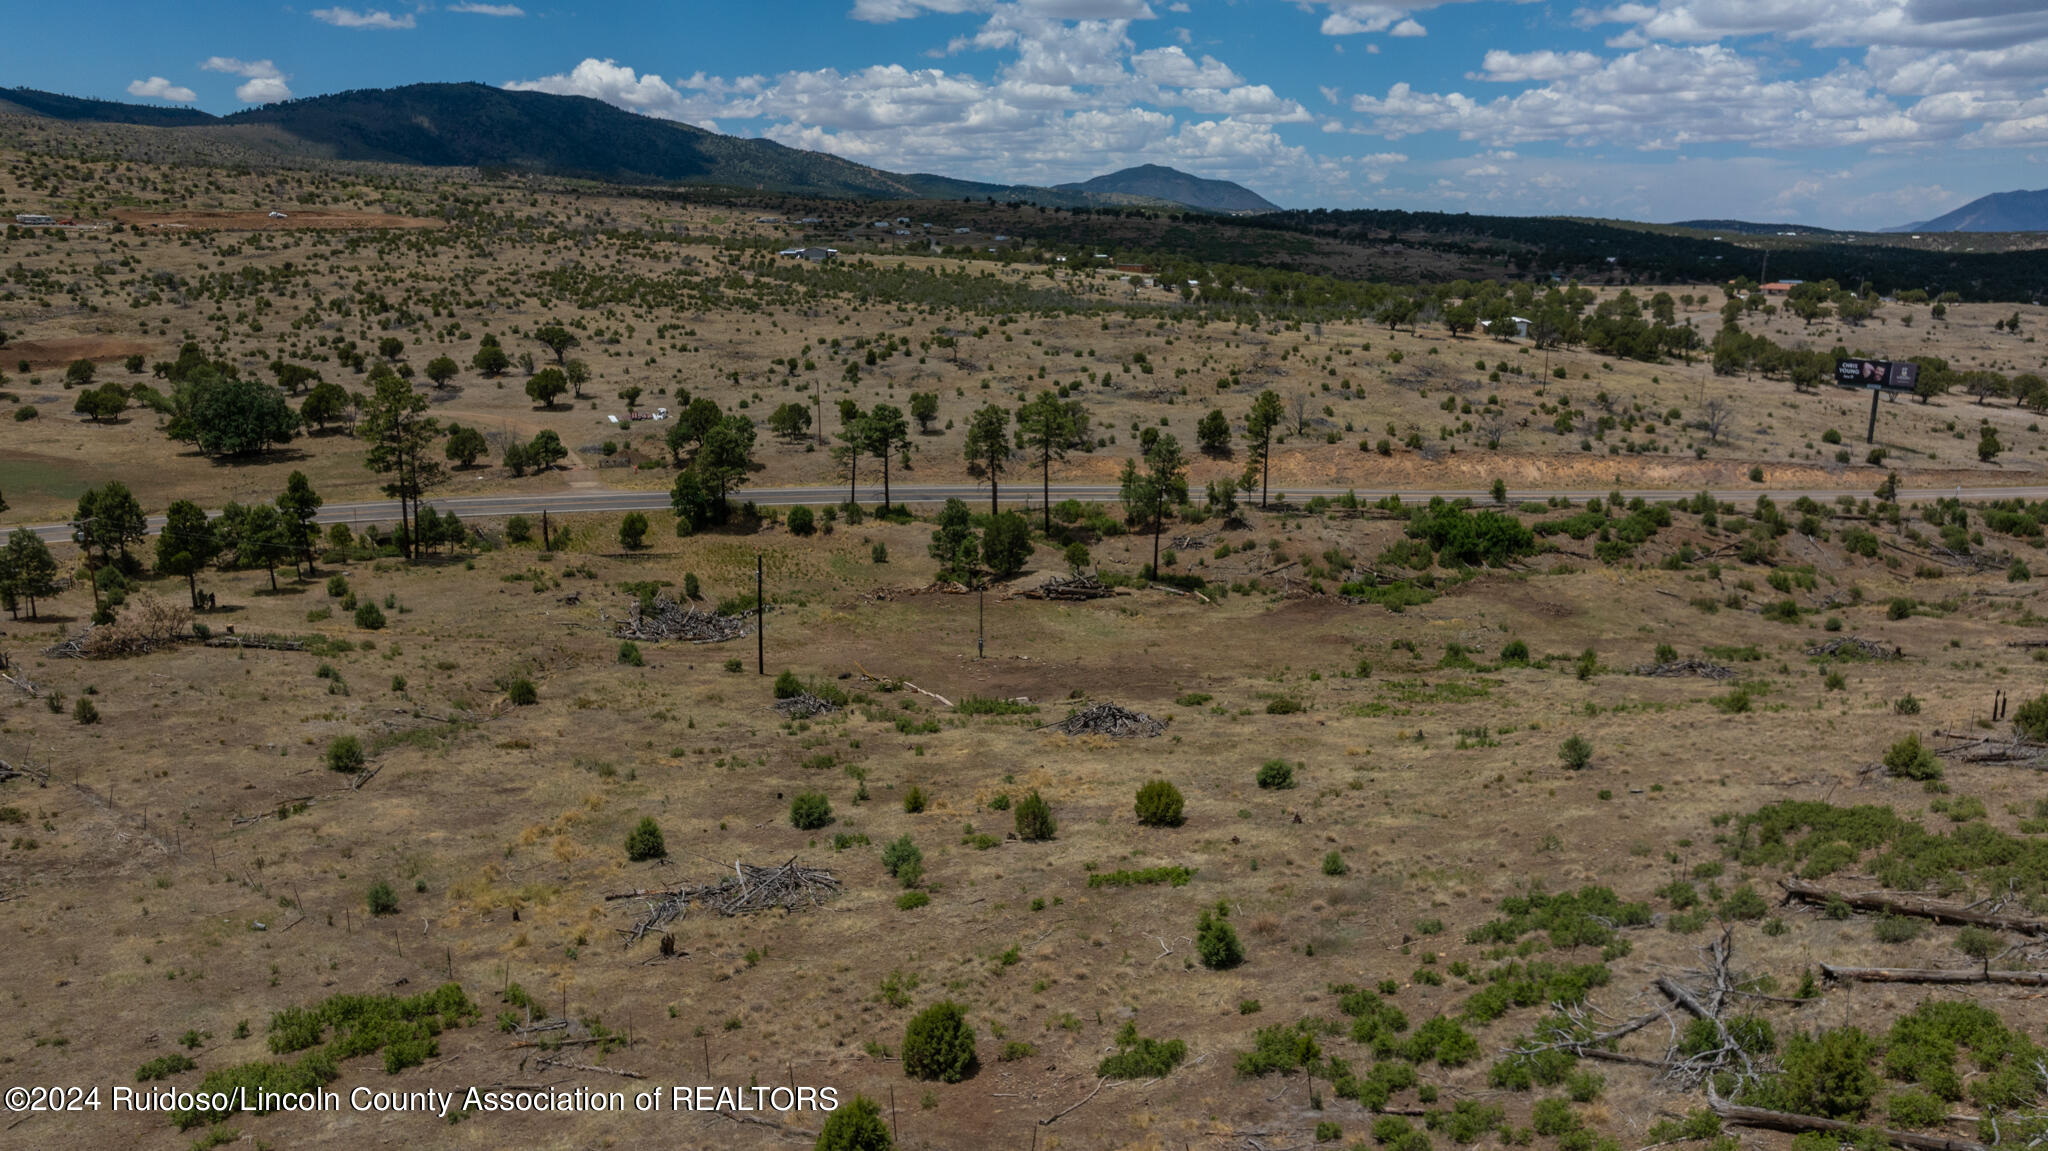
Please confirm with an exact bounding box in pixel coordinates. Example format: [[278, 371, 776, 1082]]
[[4, 119, 2048, 1151]]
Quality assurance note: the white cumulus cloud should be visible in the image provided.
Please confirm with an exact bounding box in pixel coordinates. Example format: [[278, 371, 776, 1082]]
[[201, 56, 293, 103], [126, 76, 197, 103], [310, 7, 417, 29], [449, 1, 525, 14]]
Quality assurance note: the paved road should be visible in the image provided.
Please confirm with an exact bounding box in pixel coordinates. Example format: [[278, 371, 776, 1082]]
[[19, 479, 2048, 544]]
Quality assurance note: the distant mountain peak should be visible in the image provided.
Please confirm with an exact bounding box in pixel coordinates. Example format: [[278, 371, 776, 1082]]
[[1054, 165, 1278, 214], [1893, 188, 2048, 233]]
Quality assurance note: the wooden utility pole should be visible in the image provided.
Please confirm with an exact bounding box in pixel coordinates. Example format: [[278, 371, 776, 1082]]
[[756, 554, 764, 675]]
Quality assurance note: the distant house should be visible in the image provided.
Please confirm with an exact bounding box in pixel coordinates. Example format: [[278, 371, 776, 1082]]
[[798, 217, 822, 225], [1114, 263, 1149, 274], [895, 216, 910, 225], [778, 247, 838, 262], [755, 216, 783, 223], [268, 210, 288, 219], [1760, 281, 1802, 296], [872, 220, 892, 228], [953, 226, 972, 234], [14, 213, 54, 226], [1478, 316, 1533, 339]]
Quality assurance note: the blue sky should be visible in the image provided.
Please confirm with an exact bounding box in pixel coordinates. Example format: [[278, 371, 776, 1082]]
[[6, 1, 2046, 228]]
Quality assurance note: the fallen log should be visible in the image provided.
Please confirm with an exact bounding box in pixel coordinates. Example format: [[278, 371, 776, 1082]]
[[1779, 879, 2048, 937], [1708, 1089, 1988, 1151], [1819, 963, 2048, 987]]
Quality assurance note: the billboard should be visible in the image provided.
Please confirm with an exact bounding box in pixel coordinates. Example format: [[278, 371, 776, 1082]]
[[1835, 358, 1919, 391]]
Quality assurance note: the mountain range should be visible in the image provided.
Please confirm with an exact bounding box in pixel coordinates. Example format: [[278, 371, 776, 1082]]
[[1892, 188, 2048, 233], [1055, 164, 1278, 214], [0, 83, 1275, 215]]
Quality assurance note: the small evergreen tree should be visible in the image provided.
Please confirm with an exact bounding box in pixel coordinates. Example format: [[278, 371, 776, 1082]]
[[1197, 901, 1244, 969], [325, 735, 365, 773], [902, 1001, 978, 1083], [625, 817, 667, 861], [1134, 780, 1185, 827], [814, 1093, 893, 1150], [1014, 791, 1056, 841], [791, 791, 833, 830]]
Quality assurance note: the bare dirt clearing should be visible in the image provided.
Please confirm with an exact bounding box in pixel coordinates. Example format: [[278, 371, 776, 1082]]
[[110, 208, 444, 231]]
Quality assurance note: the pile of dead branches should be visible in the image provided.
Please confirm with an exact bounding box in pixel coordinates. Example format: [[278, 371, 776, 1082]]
[[1045, 702, 1164, 738], [773, 693, 837, 719], [1930, 729, 2048, 765], [203, 634, 307, 652], [1633, 659, 1738, 680], [46, 595, 195, 659], [0, 755, 50, 785], [606, 858, 841, 947], [615, 594, 749, 644], [1804, 636, 1901, 661], [1017, 574, 1118, 601]]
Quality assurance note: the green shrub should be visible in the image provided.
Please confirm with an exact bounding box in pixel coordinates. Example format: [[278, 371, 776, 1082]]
[[506, 515, 532, 543], [774, 669, 803, 698], [1097, 1021, 1187, 1079], [786, 506, 816, 536], [2014, 693, 2048, 740], [617, 641, 644, 667], [1323, 851, 1348, 876], [901, 1001, 977, 1083], [791, 792, 833, 830], [1886, 1089, 1948, 1129], [366, 881, 399, 916], [1500, 639, 1530, 663], [1428, 1098, 1505, 1143], [1558, 735, 1593, 770], [896, 891, 931, 910], [1883, 734, 1942, 779], [1088, 866, 1194, 888], [1236, 1019, 1321, 1076], [1873, 914, 1921, 944], [506, 676, 538, 705], [1265, 697, 1304, 714], [72, 697, 99, 725], [353, 601, 386, 630], [1256, 759, 1296, 789], [137, 1053, 198, 1081], [326, 574, 350, 597], [1744, 1027, 1879, 1119], [1134, 780, 1185, 827], [1197, 901, 1244, 969], [902, 785, 927, 814], [324, 735, 365, 774], [625, 817, 667, 861], [618, 512, 649, 549], [882, 836, 923, 888], [1014, 791, 1056, 841], [814, 1093, 892, 1150]]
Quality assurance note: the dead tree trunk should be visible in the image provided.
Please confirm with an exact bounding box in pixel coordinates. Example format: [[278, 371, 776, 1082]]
[[1708, 1088, 1990, 1151], [1819, 963, 2048, 986], [1779, 879, 2048, 936]]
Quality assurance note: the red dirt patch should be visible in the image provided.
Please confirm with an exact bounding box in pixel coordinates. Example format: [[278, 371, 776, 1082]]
[[111, 208, 444, 231], [6, 336, 159, 371]]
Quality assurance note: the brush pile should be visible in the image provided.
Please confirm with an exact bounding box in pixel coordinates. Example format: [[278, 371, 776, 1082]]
[[615, 594, 749, 644], [1017, 574, 1117, 601], [1047, 702, 1164, 738], [1633, 659, 1737, 680], [773, 693, 837, 719], [1805, 636, 1902, 661], [607, 858, 841, 946]]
